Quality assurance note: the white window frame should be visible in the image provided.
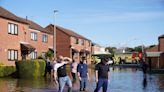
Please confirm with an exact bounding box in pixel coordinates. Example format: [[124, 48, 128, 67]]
[[8, 49, 18, 61], [30, 51, 37, 59], [42, 34, 48, 43], [8, 23, 18, 35], [31, 32, 38, 41]]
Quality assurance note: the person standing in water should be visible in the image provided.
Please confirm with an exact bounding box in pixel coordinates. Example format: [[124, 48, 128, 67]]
[[94, 58, 110, 92], [71, 59, 78, 82], [54, 55, 72, 92], [77, 57, 90, 91]]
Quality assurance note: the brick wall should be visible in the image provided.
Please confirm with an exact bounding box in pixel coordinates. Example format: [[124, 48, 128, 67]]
[[145, 57, 158, 68], [56, 28, 71, 58], [70, 37, 92, 64], [160, 53, 164, 68], [145, 54, 164, 69], [45, 25, 92, 64], [92, 45, 101, 54], [0, 18, 28, 65], [0, 18, 53, 65], [26, 29, 53, 59], [159, 38, 164, 52], [145, 45, 158, 52]]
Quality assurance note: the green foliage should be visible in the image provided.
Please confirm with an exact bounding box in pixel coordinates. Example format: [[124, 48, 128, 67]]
[[45, 50, 54, 60], [92, 54, 113, 64], [105, 46, 117, 54], [16, 59, 46, 79], [91, 56, 101, 64], [149, 45, 156, 48], [0, 65, 16, 77], [125, 46, 144, 52], [93, 54, 113, 58], [0, 63, 4, 66], [134, 46, 142, 52], [37, 55, 44, 59], [38, 60, 46, 76], [125, 47, 135, 52]]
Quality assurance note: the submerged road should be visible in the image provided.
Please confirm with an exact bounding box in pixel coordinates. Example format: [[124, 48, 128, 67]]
[[0, 67, 164, 92]]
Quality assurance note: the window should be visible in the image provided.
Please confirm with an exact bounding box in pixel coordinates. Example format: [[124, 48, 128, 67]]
[[75, 38, 79, 44], [8, 23, 18, 35], [42, 34, 48, 43], [8, 49, 18, 61], [31, 32, 37, 41], [30, 51, 37, 59], [81, 40, 84, 45]]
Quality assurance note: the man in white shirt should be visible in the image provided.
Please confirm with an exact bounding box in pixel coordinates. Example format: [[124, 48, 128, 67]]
[[54, 55, 72, 92]]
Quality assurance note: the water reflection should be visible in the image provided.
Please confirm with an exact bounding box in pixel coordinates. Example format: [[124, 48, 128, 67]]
[[142, 76, 147, 89], [0, 67, 164, 92]]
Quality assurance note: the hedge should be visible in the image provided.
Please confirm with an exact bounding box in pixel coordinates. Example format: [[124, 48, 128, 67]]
[[0, 65, 16, 77], [16, 59, 46, 79]]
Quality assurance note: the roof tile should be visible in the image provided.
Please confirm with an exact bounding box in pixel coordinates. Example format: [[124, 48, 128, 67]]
[[45, 24, 90, 40], [0, 7, 28, 24]]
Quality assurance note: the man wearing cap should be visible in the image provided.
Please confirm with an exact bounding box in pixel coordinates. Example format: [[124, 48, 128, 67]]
[[77, 57, 90, 91], [94, 58, 110, 92]]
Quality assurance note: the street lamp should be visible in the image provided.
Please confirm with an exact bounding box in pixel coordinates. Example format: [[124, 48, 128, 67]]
[[54, 10, 58, 58]]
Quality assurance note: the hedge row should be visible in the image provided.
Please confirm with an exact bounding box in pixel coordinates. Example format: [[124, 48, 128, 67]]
[[16, 59, 46, 79], [0, 65, 16, 77]]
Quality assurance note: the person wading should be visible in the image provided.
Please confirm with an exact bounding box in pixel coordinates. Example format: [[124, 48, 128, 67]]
[[54, 55, 72, 92], [94, 58, 110, 92], [44, 57, 51, 77], [77, 57, 90, 91], [71, 59, 78, 82]]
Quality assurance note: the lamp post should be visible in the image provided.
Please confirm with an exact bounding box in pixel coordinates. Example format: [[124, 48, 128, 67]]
[[54, 10, 58, 58]]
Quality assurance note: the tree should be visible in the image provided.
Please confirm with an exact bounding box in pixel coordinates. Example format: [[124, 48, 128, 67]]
[[105, 46, 117, 54], [125, 47, 135, 52], [133, 46, 143, 52], [149, 44, 156, 48], [45, 50, 54, 60]]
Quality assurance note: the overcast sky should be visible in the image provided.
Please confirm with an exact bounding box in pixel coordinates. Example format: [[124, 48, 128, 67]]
[[1, 0, 164, 48]]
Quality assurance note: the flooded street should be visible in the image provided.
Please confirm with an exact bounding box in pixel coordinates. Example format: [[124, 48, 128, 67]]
[[0, 67, 164, 92]]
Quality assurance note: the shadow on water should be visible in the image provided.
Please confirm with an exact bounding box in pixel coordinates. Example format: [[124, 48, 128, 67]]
[[142, 75, 147, 89], [0, 67, 164, 92]]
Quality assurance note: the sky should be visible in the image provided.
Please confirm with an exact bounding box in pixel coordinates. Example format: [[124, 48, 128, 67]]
[[0, 0, 164, 48]]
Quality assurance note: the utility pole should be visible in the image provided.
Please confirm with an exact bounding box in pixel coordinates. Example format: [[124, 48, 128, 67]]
[[54, 10, 58, 58]]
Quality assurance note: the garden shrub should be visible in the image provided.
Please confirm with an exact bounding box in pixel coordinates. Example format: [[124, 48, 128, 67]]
[[0, 65, 16, 77], [16, 59, 46, 79]]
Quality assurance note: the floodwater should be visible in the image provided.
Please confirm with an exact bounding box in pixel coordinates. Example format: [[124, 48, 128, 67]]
[[0, 67, 164, 92]]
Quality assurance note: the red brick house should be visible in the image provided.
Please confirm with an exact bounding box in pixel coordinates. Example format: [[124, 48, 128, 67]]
[[91, 43, 101, 55], [159, 35, 164, 52], [45, 24, 92, 64], [0, 7, 53, 66], [145, 35, 164, 69]]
